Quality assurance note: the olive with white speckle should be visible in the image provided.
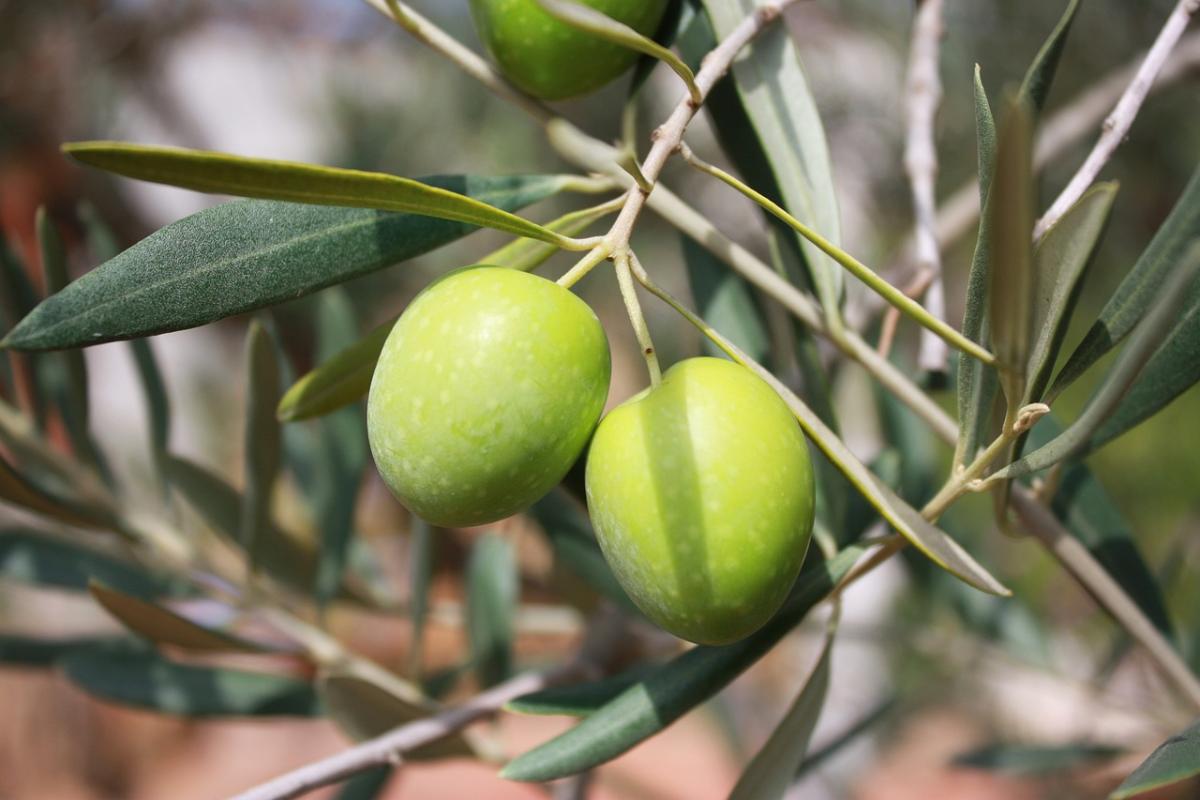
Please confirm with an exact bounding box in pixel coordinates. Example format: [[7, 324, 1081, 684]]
[[585, 357, 815, 644], [367, 267, 611, 527]]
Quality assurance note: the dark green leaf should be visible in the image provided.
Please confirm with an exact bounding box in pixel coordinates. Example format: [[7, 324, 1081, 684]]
[[242, 321, 283, 572], [793, 697, 896, 781], [0, 451, 113, 529], [318, 671, 475, 760], [954, 742, 1120, 776], [1052, 162, 1200, 397], [987, 95, 1036, 417], [0, 634, 136, 667], [507, 665, 658, 717], [682, 234, 769, 363], [0, 232, 47, 429], [333, 768, 392, 800], [89, 582, 272, 653], [500, 547, 863, 782], [64, 142, 567, 245], [311, 290, 368, 607], [408, 516, 434, 676], [956, 66, 1001, 468], [529, 489, 637, 613], [629, 0, 691, 97], [1024, 183, 1118, 405], [0, 528, 180, 599], [1016, 0, 1083, 117], [129, 338, 170, 471], [3, 176, 565, 351], [1111, 719, 1200, 799], [728, 633, 833, 800], [60, 648, 320, 717], [467, 534, 517, 689]]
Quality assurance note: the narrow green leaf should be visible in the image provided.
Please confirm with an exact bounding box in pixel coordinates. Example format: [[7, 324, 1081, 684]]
[[0, 233, 47, 429], [242, 321, 283, 572], [1085, 282, 1200, 452], [682, 234, 770, 363], [1016, 0, 1083, 117], [163, 455, 319, 594], [60, 648, 320, 717], [0, 529, 181, 599], [481, 200, 618, 273], [35, 208, 112, 482], [507, 665, 658, 717], [529, 489, 637, 613], [793, 697, 896, 781], [695, 2, 844, 320], [0, 634, 135, 667], [3, 176, 566, 351], [128, 338, 170, 470], [312, 290, 368, 607], [987, 96, 1036, 417], [0, 451, 112, 530], [88, 582, 272, 653], [998, 249, 1200, 479], [64, 142, 567, 246], [501, 548, 862, 782], [1023, 183, 1118, 406], [1053, 162, 1200, 397], [278, 318, 393, 422], [955, 66, 1001, 468], [408, 516, 434, 676], [467, 534, 518, 689], [319, 671, 475, 760], [728, 632, 833, 800], [1111, 719, 1200, 799], [955, 742, 1120, 776], [536, 0, 700, 102]]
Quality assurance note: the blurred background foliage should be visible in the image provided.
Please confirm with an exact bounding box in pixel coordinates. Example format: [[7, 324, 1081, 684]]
[[0, 0, 1197, 798]]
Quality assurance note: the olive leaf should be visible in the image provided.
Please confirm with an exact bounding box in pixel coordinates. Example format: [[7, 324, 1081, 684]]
[[629, 0, 692, 98], [1017, 0, 1083, 117], [333, 768, 392, 800], [1110, 719, 1200, 800], [2, 176, 567, 351], [407, 516, 434, 675], [60, 648, 321, 717], [728, 629, 834, 800], [682, 234, 770, 363], [501, 547, 861, 782], [507, 665, 658, 717], [0, 529, 182, 599], [0, 634, 136, 667], [954, 743, 1121, 776], [88, 582, 275, 654], [467, 533, 518, 689], [242, 321, 283, 571], [694, 2, 844, 322], [278, 318, 394, 423], [0, 451, 113, 530], [1051, 162, 1200, 397], [318, 671, 477, 760], [63, 142, 570, 245]]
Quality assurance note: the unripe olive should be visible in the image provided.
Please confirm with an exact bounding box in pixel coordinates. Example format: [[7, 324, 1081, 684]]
[[367, 267, 611, 527], [468, 0, 671, 100], [585, 357, 815, 645]]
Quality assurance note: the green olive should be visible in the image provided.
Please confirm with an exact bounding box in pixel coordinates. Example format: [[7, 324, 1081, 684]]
[[468, 0, 670, 100], [585, 357, 815, 644], [367, 267, 611, 527]]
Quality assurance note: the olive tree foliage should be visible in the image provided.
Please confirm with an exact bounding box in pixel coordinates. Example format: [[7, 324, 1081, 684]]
[[0, 1, 1198, 798]]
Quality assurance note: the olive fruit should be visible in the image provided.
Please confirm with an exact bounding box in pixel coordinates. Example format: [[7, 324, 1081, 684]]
[[585, 357, 815, 645], [468, 0, 671, 101], [367, 267, 611, 527]]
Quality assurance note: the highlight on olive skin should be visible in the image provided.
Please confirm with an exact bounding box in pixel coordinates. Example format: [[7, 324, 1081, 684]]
[[367, 267, 611, 527], [468, 0, 671, 100], [585, 357, 816, 645]]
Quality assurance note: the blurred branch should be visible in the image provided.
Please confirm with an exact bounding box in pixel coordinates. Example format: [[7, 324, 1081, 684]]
[[897, 0, 948, 372], [1035, 0, 1199, 238]]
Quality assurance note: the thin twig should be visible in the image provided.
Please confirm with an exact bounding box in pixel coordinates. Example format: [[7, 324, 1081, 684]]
[[1034, 0, 1199, 238], [614, 251, 662, 385], [903, 0, 949, 372]]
